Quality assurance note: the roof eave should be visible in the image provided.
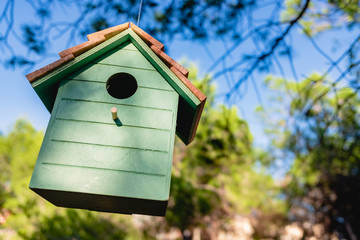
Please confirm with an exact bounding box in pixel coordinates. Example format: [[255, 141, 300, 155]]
[[29, 30, 132, 112]]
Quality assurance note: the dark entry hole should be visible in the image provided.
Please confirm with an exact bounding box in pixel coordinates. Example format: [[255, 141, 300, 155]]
[[106, 73, 138, 99]]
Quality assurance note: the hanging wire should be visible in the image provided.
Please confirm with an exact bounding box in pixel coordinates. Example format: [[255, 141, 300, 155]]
[[137, 0, 143, 26]]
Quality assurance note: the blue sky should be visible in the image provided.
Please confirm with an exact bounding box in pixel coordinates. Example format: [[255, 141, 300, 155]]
[[0, 1, 357, 149]]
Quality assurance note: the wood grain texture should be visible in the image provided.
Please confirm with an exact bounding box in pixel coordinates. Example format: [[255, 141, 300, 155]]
[[130, 22, 164, 51], [150, 44, 189, 78], [59, 22, 130, 58], [59, 36, 106, 58], [26, 54, 75, 83], [170, 66, 206, 102], [87, 22, 129, 41]]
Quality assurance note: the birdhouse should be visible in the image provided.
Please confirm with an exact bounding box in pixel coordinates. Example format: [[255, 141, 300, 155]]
[[25, 22, 206, 216]]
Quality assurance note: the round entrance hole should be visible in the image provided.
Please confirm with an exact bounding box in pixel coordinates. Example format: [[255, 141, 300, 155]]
[[106, 72, 138, 99]]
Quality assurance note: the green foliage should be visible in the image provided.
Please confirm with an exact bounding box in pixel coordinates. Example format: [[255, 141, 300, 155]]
[[26, 209, 131, 240], [283, 0, 360, 36], [266, 75, 360, 183], [264, 74, 360, 237], [181, 104, 253, 184], [0, 120, 43, 219], [329, 0, 360, 20], [0, 120, 43, 238], [0, 136, 10, 208], [166, 175, 219, 231]]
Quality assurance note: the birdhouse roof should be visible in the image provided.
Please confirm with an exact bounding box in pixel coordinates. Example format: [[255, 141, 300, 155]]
[[26, 22, 206, 145]]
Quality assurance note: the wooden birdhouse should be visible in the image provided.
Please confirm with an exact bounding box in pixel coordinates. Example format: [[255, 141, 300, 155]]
[[25, 22, 206, 216]]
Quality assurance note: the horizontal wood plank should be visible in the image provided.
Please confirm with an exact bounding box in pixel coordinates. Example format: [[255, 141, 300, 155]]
[[50, 120, 171, 152], [60, 80, 178, 110], [40, 140, 168, 175], [56, 99, 173, 130], [68, 63, 173, 91], [30, 163, 167, 200]]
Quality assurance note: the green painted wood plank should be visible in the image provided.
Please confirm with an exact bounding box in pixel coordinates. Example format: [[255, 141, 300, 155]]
[[60, 80, 178, 110], [94, 43, 156, 70], [50, 120, 171, 152], [56, 99, 173, 130], [68, 63, 173, 91], [30, 164, 167, 200], [38, 141, 169, 175], [128, 29, 200, 108]]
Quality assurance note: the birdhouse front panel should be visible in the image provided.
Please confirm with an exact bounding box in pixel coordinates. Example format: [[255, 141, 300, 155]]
[[26, 23, 206, 216], [29, 41, 179, 216]]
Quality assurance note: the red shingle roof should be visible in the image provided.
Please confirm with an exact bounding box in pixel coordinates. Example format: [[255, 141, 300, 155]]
[[26, 22, 204, 100]]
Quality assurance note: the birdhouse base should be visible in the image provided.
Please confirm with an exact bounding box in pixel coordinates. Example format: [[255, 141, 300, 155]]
[[31, 187, 168, 216]]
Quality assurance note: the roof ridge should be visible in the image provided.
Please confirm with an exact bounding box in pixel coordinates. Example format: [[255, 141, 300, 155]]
[[59, 22, 130, 58], [130, 23, 164, 51]]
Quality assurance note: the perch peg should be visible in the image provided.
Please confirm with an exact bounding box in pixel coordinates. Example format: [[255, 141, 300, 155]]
[[111, 107, 118, 120]]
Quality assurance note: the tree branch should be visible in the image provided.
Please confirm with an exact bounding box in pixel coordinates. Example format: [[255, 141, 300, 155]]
[[227, 0, 311, 96]]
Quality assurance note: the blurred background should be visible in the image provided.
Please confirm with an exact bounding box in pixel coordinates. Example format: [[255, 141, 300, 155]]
[[0, 0, 359, 239]]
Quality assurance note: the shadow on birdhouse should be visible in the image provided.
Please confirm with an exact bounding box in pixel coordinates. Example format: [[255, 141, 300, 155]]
[[25, 22, 206, 216]]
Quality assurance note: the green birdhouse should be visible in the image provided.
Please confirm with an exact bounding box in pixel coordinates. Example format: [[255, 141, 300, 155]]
[[26, 22, 206, 216]]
